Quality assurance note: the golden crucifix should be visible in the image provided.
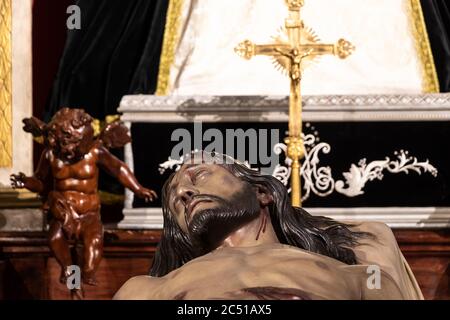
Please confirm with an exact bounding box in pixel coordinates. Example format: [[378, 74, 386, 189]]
[[235, 0, 354, 207]]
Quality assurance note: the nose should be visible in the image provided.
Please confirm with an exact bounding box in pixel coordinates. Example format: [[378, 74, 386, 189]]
[[176, 184, 197, 208]]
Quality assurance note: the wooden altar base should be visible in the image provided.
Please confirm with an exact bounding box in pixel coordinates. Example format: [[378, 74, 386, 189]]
[[0, 229, 160, 300], [0, 229, 448, 300]]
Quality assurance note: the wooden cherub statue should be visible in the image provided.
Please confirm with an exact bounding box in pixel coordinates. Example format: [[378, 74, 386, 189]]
[[10, 108, 157, 297]]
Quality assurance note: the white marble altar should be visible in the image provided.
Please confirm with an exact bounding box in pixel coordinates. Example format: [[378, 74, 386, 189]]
[[117, 93, 450, 230]]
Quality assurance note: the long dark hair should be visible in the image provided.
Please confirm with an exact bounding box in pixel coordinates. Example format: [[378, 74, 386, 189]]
[[150, 161, 372, 277]]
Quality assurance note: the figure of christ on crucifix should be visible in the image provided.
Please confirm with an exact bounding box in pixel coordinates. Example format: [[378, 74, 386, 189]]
[[274, 47, 313, 93]]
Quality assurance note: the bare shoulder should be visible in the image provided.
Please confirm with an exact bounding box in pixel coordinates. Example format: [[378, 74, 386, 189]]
[[349, 221, 422, 298], [352, 221, 397, 245], [91, 142, 106, 155], [113, 275, 160, 300], [349, 221, 400, 261], [350, 221, 402, 272]]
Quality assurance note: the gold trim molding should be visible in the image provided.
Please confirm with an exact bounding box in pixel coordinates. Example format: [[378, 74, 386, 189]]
[[0, 0, 12, 167], [408, 0, 440, 93], [99, 190, 125, 205], [155, 0, 184, 96], [0, 188, 41, 209]]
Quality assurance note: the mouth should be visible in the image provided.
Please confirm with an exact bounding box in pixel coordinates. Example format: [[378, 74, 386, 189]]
[[186, 198, 213, 221], [60, 150, 75, 160]]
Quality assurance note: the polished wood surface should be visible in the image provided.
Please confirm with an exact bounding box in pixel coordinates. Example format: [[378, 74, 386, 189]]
[[0, 229, 449, 300], [393, 229, 450, 300], [0, 230, 159, 300]]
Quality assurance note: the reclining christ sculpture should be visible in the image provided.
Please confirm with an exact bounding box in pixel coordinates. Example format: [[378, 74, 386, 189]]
[[115, 151, 423, 300]]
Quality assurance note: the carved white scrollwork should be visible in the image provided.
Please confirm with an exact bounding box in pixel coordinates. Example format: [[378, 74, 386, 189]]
[[159, 131, 438, 201], [272, 134, 438, 200], [300, 134, 335, 201], [272, 132, 335, 200], [331, 150, 438, 197]]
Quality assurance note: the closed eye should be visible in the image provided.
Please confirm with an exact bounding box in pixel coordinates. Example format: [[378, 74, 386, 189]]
[[193, 169, 209, 183]]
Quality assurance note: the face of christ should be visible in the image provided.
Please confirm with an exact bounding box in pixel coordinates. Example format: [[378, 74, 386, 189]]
[[152, 152, 369, 278], [166, 162, 262, 255]]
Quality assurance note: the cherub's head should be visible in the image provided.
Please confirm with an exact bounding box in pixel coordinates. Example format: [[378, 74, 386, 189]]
[[46, 108, 94, 161]]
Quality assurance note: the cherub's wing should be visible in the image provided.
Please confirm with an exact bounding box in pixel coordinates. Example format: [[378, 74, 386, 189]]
[[99, 121, 131, 149], [22, 117, 46, 138]]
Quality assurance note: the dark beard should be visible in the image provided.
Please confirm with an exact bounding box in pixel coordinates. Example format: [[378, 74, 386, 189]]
[[187, 183, 261, 255]]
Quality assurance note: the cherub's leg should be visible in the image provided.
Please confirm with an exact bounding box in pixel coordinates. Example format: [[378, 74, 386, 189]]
[[80, 214, 104, 286], [48, 220, 73, 284]]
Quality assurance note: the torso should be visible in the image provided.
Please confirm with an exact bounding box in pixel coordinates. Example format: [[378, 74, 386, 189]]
[[162, 244, 364, 299], [127, 243, 397, 300], [47, 148, 100, 214], [116, 223, 419, 300]]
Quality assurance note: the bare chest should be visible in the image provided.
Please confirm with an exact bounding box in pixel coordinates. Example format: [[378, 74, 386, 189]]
[[50, 151, 98, 180], [153, 246, 363, 300]]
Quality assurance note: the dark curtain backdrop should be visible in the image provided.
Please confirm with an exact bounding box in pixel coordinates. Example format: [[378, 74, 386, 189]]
[[45, 0, 169, 120], [43, 1, 450, 115], [42, 0, 169, 207], [421, 0, 450, 92]]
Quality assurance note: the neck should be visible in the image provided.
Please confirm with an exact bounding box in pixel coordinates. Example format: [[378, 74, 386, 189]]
[[217, 209, 280, 249]]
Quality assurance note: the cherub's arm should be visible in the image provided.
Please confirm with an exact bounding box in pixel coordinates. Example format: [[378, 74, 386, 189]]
[[96, 146, 157, 202], [10, 150, 51, 194]]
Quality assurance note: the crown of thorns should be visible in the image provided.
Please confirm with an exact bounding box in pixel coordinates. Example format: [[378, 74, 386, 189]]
[[182, 150, 253, 169]]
